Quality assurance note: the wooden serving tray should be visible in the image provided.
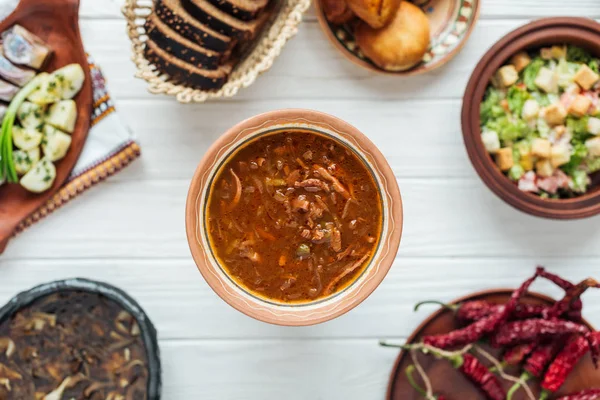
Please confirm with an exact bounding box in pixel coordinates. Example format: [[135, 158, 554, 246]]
[[0, 0, 93, 253], [387, 290, 600, 400]]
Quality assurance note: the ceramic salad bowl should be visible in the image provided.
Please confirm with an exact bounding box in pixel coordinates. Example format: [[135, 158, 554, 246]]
[[462, 17, 600, 219]]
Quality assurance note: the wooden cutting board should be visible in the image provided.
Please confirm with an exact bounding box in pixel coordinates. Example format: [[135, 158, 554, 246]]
[[0, 0, 93, 253]]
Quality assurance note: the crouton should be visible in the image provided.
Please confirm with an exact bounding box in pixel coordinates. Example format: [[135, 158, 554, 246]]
[[543, 103, 567, 125], [495, 147, 514, 171], [567, 95, 592, 117], [510, 51, 531, 72], [574, 64, 600, 90], [531, 138, 552, 158], [496, 65, 519, 87], [536, 159, 554, 177]]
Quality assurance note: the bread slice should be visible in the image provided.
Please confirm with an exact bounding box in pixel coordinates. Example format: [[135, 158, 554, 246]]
[[145, 38, 232, 90], [206, 0, 269, 22], [154, 0, 234, 53], [145, 13, 229, 70], [182, 0, 267, 39]]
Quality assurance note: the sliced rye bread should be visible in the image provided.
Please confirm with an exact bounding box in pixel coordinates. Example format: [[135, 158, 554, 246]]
[[145, 13, 229, 71], [205, 0, 270, 22], [145, 38, 233, 90], [154, 0, 234, 53], [181, 0, 267, 39]]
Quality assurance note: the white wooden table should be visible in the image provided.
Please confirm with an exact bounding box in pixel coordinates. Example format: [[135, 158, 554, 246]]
[[2, 1, 600, 398]]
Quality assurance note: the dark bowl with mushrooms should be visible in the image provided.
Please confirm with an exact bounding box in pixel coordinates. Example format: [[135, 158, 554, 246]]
[[0, 278, 161, 399]]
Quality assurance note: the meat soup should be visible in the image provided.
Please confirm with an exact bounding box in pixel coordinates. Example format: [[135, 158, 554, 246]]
[[207, 130, 382, 303]]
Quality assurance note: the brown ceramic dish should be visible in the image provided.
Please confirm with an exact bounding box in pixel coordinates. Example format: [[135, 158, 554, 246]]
[[314, 0, 480, 75], [462, 17, 600, 219], [387, 289, 600, 400], [185, 109, 403, 326], [0, 0, 93, 252]]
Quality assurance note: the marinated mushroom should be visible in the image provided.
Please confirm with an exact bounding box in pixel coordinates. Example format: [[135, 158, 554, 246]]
[[0, 291, 150, 399]]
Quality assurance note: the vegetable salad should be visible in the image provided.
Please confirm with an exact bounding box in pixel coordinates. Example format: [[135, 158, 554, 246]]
[[480, 45, 600, 198]]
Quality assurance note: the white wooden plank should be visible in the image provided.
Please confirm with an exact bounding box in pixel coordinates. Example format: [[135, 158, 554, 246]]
[[115, 98, 468, 180], [79, 0, 600, 19], [0, 258, 598, 340], [80, 0, 124, 19], [81, 19, 599, 102], [158, 339, 396, 400], [4, 179, 600, 260]]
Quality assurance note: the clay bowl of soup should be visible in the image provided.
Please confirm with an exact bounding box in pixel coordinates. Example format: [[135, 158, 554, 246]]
[[185, 109, 403, 326], [462, 17, 600, 219]]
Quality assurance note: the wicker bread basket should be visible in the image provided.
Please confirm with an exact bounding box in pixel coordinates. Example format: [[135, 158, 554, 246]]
[[122, 0, 310, 103]]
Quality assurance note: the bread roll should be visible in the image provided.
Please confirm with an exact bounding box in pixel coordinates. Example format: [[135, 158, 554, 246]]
[[355, 2, 430, 71], [322, 0, 355, 25], [346, 0, 400, 29]]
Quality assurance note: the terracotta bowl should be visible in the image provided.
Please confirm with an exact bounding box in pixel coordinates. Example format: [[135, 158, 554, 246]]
[[462, 17, 600, 220], [314, 0, 480, 75], [387, 289, 600, 399], [185, 109, 403, 326]]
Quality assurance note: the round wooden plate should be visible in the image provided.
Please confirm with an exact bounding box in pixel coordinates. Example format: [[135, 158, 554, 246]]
[[314, 0, 481, 75], [0, 0, 93, 252], [387, 290, 600, 400]]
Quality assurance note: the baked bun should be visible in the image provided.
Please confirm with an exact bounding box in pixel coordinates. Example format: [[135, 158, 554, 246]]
[[322, 0, 355, 25], [355, 1, 430, 71], [346, 0, 400, 29]]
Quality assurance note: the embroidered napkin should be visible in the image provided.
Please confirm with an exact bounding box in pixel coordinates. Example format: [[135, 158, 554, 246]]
[[0, 1, 141, 237]]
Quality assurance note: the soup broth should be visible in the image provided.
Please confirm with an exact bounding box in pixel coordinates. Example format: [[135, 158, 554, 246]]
[[207, 130, 383, 303]]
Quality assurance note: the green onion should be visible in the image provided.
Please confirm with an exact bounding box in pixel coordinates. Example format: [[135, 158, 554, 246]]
[[0, 75, 44, 183]]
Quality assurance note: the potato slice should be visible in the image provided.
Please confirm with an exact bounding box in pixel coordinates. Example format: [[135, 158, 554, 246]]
[[20, 158, 56, 193], [17, 101, 45, 130], [42, 125, 72, 162], [45, 100, 77, 133], [13, 125, 43, 150], [51, 64, 85, 100], [13, 147, 40, 175], [27, 72, 61, 105]]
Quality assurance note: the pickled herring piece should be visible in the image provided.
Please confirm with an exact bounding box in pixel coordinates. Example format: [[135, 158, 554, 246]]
[[2, 25, 51, 70], [0, 52, 35, 86], [0, 79, 18, 102]]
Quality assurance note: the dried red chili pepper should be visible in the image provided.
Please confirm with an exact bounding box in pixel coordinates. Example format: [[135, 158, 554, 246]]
[[506, 338, 568, 400], [541, 333, 598, 395], [525, 338, 568, 378], [503, 343, 537, 365], [538, 268, 583, 320], [415, 300, 549, 323], [555, 389, 600, 400], [544, 278, 600, 320], [492, 319, 589, 347], [423, 270, 541, 349], [460, 353, 505, 400]]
